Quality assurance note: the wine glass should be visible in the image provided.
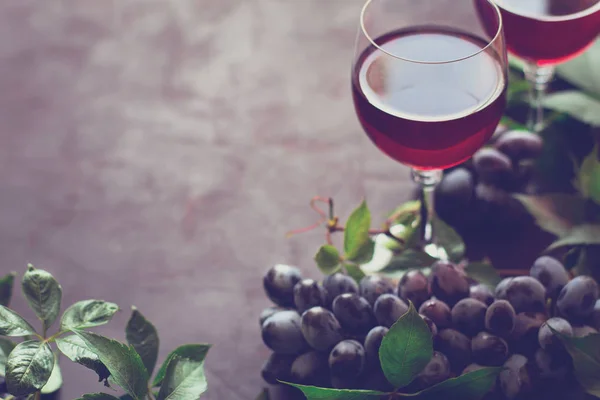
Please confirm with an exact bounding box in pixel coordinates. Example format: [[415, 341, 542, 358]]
[[352, 0, 507, 259], [489, 0, 600, 132]]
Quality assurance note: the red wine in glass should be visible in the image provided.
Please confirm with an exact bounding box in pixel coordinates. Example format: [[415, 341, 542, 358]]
[[352, 27, 507, 170], [492, 0, 600, 65]]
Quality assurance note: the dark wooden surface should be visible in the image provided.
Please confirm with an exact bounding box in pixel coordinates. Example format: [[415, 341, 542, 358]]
[[0, 1, 552, 399]]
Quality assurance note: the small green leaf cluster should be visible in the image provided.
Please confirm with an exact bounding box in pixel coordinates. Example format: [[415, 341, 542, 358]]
[[283, 303, 500, 400], [0, 266, 211, 400]]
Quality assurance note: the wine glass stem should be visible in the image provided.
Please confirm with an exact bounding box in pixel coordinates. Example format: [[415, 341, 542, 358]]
[[523, 62, 555, 133], [412, 168, 443, 251]]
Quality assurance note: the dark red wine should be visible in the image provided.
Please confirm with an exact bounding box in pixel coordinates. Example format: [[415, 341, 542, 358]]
[[494, 0, 600, 65], [352, 27, 506, 170]]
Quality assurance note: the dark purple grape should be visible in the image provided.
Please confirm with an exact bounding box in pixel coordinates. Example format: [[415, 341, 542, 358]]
[[261, 353, 295, 384], [470, 284, 495, 306], [294, 279, 328, 313], [262, 310, 308, 355], [435, 329, 472, 372], [332, 294, 376, 334], [538, 317, 572, 354], [362, 368, 394, 392], [452, 298, 488, 337], [420, 314, 438, 336], [530, 256, 569, 299], [414, 351, 452, 390], [323, 273, 359, 307], [472, 147, 514, 187], [485, 300, 517, 337], [494, 130, 543, 161], [260, 307, 287, 327], [359, 275, 395, 307], [503, 276, 547, 314], [263, 264, 303, 307], [557, 276, 599, 323], [434, 168, 476, 229], [374, 294, 408, 328], [419, 299, 452, 329], [301, 307, 344, 352], [510, 312, 547, 357], [573, 325, 598, 337], [472, 332, 509, 366], [499, 354, 534, 400], [495, 278, 514, 299], [290, 351, 329, 386], [474, 184, 526, 227], [364, 326, 388, 369], [328, 340, 365, 379], [398, 270, 431, 309], [534, 348, 570, 380], [429, 261, 470, 306]]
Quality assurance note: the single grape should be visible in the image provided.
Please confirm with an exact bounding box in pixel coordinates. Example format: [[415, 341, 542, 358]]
[[495, 277, 514, 299], [420, 314, 438, 337], [510, 312, 547, 357], [470, 284, 495, 306], [328, 340, 366, 379], [364, 326, 388, 368], [435, 329, 472, 372], [414, 351, 452, 390], [290, 351, 329, 386], [429, 261, 470, 307], [557, 276, 599, 323], [294, 279, 328, 314], [434, 168, 476, 230], [374, 294, 408, 328], [332, 293, 376, 334], [419, 299, 452, 329], [398, 270, 431, 309], [494, 130, 543, 161], [452, 298, 488, 337], [538, 317, 572, 355], [359, 275, 395, 307], [534, 348, 570, 380], [301, 307, 344, 352], [472, 332, 510, 366], [472, 147, 514, 187], [530, 256, 569, 299], [499, 354, 534, 400], [261, 353, 295, 384], [485, 300, 517, 337], [573, 325, 598, 337], [323, 273, 359, 307], [260, 307, 287, 327], [262, 310, 308, 355], [263, 264, 303, 307], [474, 184, 526, 228], [503, 276, 547, 314]]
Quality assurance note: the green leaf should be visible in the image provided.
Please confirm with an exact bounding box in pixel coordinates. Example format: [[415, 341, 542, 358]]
[[60, 300, 120, 331], [433, 219, 465, 262], [542, 91, 600, 127], [0, 338, 16, 377], [126, 307, 159, 377], [514, 194, 586, 237], [41, 361, 62, 394], [314, 245, 341, 275], [556, 39, 600, 96], [255, 388, 270, 400], [75, 394, 122, 400], [350, 239, 376, 264], [552, 329, 600, 396], [153, 344, 211, 387], [380, 250, 436, 273], [72, 331, 149, 400], [576, 146, 600, 203], [156, 355, 208, 400], [0, 305, 37, 337], [0, 272, 16, 307], [21, 264, 62, 331], [548, 224, 600, 251], [409, 367, 502, 400], [379, 302, 433, 389], [344, 201, 372, 260], [281, 383, 386, 399], [56, 335, 110, 383], [344, 263, 366, 285], [6, 340, 54, 396], [464, 261, 502, 290], [508, 55, 526, 71]]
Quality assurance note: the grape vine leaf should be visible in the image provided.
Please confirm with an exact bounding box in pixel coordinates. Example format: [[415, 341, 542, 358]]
[[60, 300, 120, 330], [0, 337, 15, 377], [126, 307, 159, 377], [0, 305, 37, 337], [153, 344, 211, 387], [514, 194, 586, 237], [547, 224, 600, 251], [556, 39, 600, 97], [432, 218, 465, 262], [21, 264, 62, 331], [6, 340, 55, 396], [41, 361, 62, 394], [314, 245, 341, 275], [0, 272, 15, 307], [464, 261, 502, 290], [75, 394, 121, 400], [281, 383, 386, 399], [575, 145, 600, 204], [344, 263, 366, 284], [408, 366, 502, 400], [379, 302, 433, 389], [543, 91, 600, 127], [344, 201, 372, 261], [56, 335, 110, 383], [156, 353, 208, 400], [380, 250, 436, 273]]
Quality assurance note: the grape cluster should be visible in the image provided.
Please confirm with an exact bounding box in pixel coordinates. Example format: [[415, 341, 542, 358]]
[[435, 129, 543, 232], [260, 257, 600, 399]]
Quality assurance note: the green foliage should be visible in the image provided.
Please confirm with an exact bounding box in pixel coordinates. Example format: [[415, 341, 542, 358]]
[[514, 194, 586, 237], [126, 308, 160, 377], [314, 245, 341, 275], [575, 146, 600, 204], [6, 340, 54, 396], [281, 384, 386, 399], [344, 201, 373, 262], [543, 91, 600, 127], [21, 264, 62, 332], [408, 367, 502, 400], [41, 361, 62, 394], [60, 299, 120, 330], [556, 39, 600, 97], [0, 272, 15, 307], [156, 354, 208, 400], [0, 306, 37, 337], [552, 328, 600, 396], [464, 261, 502, 290], [75, 394, 122, 400], [0, 338, 15, 377], [56, 335, 110, 382], [153, 344, 211, 387]]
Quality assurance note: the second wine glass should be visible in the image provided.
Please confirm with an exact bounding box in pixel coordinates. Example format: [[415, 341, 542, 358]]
[[351, 0, 508, 259]]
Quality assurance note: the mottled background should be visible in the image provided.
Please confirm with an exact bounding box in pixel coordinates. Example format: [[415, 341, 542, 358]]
[[0, 1, 414, 398]]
